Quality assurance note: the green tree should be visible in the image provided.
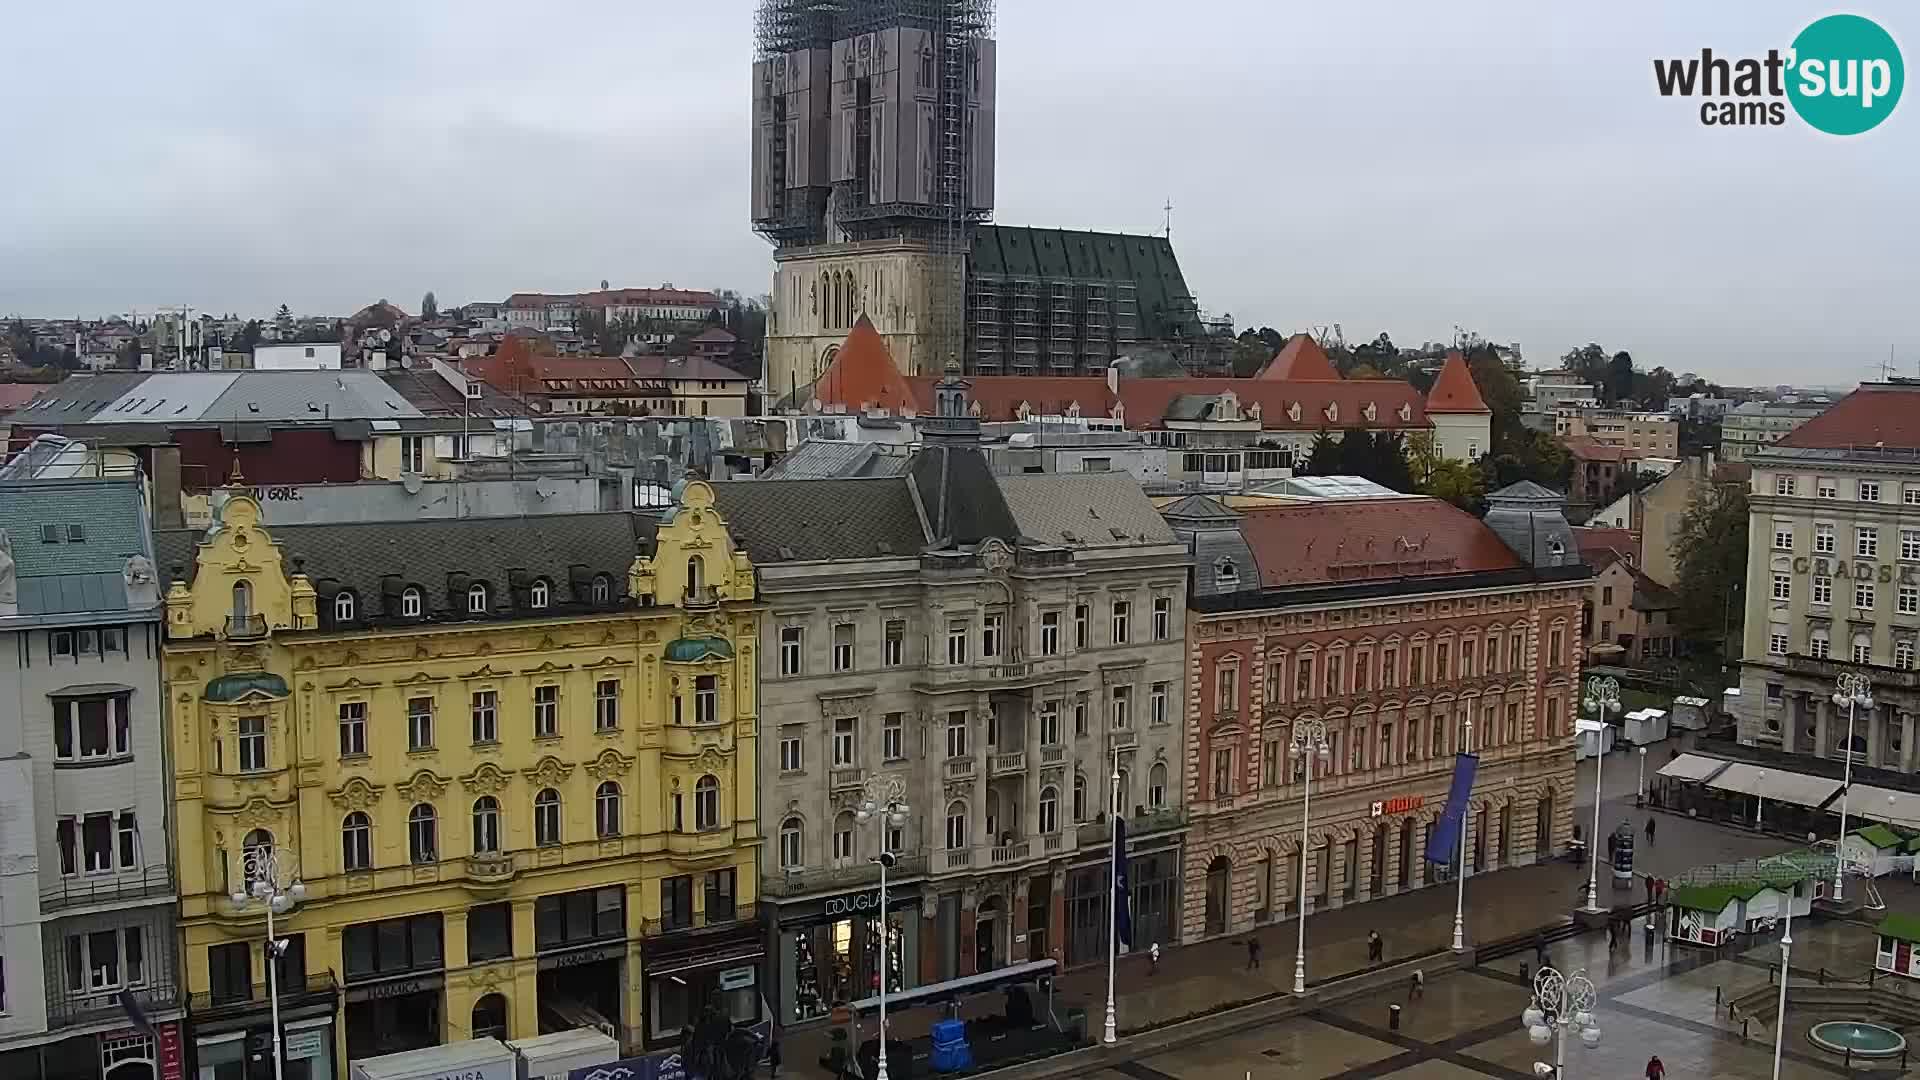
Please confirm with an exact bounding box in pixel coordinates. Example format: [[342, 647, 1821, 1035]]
[[274, 303, 292, 325], [1606, 351, 1635, 405], [1419, 458, 1486, 512], [1229, 331, 1270, 377], [1304, 430, 1340, 474], [1671, 479, 1749, 654], [239, 320, 263, 349], [420, 291, 438, 320]]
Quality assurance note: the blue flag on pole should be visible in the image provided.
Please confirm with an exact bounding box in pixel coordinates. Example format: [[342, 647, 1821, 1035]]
[[1112, 815, 1132, 948], [1424, 752, 1479, 864]]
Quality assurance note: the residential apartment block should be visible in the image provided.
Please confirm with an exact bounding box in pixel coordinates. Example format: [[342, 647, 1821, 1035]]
[[1169, 481, 1587, 941], [157, 488, 763, 1074], [1739, 383, 1920, 765], [711, 372, 1188, 1027], [1554, 408, 1678, 459], [0, 478, 183, 1080], [1721, 399, 1832, 462]]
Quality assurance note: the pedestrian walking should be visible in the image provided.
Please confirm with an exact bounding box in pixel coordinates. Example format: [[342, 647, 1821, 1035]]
[[1534, 934, 1550, 973], [1645, 817, 1656, 844], [1607, 920, 1618, 952], [1247, 936, 1262, 970], [1368, 930, 1384, 964], [768, 1039, 782, 1079], [1407, 968, 1425, 1000], [1645, 1053, 1665, 1080], [1149, 942, 1160, 975]]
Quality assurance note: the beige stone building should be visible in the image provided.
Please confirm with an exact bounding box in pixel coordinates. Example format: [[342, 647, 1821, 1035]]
[[1555, 407, 1679, 459]]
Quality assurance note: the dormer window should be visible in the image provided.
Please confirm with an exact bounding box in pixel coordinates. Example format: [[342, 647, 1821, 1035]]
[[530, 580, 550, 609], [591, 575, 612, 605], [467, 584, 489, 614], [1215, 558, 1239, 588], [401, 587, 423, 618], [334, 591, 356, 623], [1547, 539, 1566, 563]]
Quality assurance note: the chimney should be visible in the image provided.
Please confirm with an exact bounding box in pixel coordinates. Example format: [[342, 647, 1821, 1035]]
[[150, 446, 184, 530], [1106, 359, 1121, 397]]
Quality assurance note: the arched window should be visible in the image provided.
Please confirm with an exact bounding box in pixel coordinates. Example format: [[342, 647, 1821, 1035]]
[[408, 804, 438, 864], [334, 591, 356, 622], [833, 811, 855, 862], [471, 993, 508, 1041], [342, 812, 371, 871], [591, 575, 612, 605], [467, 583, 489, 614], [401, 586, 423, 618], [1073, 772, 1087, 822], [686, 555, 705, 597], [240, 828, 273, 884], [1039, 785, 1059, 834], [945, 800, 968, 850], [779, 816, 804, 869], [534, 789, 562, 846], [1149, 762, 1169, 808], [595, 781, 621, 838], [472, 796, 500, 854], [530, 580, 550, 609], [231, 580, 252, 621], [1215, 558, 1238, 588], [694, 775, 720, 831]]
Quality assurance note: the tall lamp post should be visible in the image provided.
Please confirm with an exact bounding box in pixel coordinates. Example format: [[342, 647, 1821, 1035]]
[[1290, 718, 1332, 995], [1102, 744, 1120, 1045], [1522, 965, 1600, 1079], [1771, 880, 1799, 1080], [1452, 710, 1473, 953], [1636, 746, 1648, 802], [1581, 676, 1620, 912], [855, 776, 910, 1080], [230, 845, 306, 1080], [1831, 671, 1874, 902]]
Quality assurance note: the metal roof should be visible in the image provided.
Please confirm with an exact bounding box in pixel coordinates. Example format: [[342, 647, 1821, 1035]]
[[5, 371, 426, 426]]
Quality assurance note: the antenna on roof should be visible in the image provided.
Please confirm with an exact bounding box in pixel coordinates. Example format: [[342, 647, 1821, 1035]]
[[1162, 199, 1173, 242]]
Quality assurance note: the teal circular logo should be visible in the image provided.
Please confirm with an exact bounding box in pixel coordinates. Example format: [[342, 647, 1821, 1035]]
[[1787, 14, 1904, 135]]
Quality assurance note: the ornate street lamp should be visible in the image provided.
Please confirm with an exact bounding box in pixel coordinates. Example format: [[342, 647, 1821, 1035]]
[[1522, 965, 1599, 1078], [1290, 718, 1332, 995], [230, 845, 306, 1080], [855, 776, 909, 1080]]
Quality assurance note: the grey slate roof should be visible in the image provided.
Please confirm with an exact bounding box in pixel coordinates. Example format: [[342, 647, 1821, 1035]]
[[6, 371, 427, 426], [709, 478, 928, 563], [997, 473, 1176, 549], [757, 441, 912, 481], [0, 477, 152, 616], [156, 512, 656, 624], [1161, 493, 1243, 525], [1158, 494, 1256, 596]]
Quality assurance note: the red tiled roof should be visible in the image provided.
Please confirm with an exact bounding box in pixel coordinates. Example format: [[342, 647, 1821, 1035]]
[[816, 316, 917, 412], [1776, 385, 1904, 449], [1572, 526, 1638, 569], [1564, 436, 1628, 463], [1254, 334, 1341, 381], [503, 287, 725, 310], [896, 375, 1431, 431], [690, 327, 738, 344], [1237, 497, 1523, 587], [904, 375, 1115, 420], [1425, 351, 1491, 414], [0, 383, 48, 410]]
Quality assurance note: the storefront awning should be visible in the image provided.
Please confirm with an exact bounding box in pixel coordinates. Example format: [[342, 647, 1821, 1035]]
[[1843, 784, 1920, 830], [1705, 763, 1841, 808], [1656, 753, 1731, 783], [849, 959, 1057, 1016]]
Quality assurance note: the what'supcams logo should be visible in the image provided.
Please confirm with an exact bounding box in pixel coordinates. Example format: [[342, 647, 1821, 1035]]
[[1653, 13, 1903, 134]]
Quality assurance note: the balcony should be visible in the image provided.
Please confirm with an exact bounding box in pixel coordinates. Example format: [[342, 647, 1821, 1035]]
[[763, 854, 929, 898], [944, 756, 977, 781], [49, 978, 181, 1028], [1039, 745, 1066, 765], [466, 852, 517, 887], [988, 751, 1026, 777], [1782, 652, 1920, 689], [40, 865, 174, 913], [989, 840, 1031, 865], [1076, 807, 1187, 846], [189, 970, 338, 1025], [1042, 833, 1071, 854], [942, 848, 973, 871], [1108, 730, 1137, 750], [664, 721, 732, 759], [666, 826, 738, 857], [830, 767, 866, 792], [913, 656, 1082, 695], [224, 614, 268, 640]]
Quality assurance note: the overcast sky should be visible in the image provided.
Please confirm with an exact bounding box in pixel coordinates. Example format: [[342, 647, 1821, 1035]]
[[2, 1, 1913, 385]]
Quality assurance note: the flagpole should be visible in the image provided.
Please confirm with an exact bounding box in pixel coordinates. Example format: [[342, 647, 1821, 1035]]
[[1452, 715, 1471, 952], [1103, 743, 1120, 1045]]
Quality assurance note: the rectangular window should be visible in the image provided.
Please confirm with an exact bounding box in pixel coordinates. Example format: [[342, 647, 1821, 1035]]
[[1854, 640, 1873, 664], [1861, 480, 1882, 502], [1814, 575, 1833, 605], [1039, 700, 1061, 746], [1857, 582, 1876, 611], [832, 717, 856, 767], [407, 696, 434, 749], [1383, 648, 1399, 688], [1904, 530, 1920, 561], [238, 715, 268, 771], [1816, 523, 1836, 553], [54, 696, 127, 762], [779, 736, 802, 772], [883, 712, 905, 759], [1775, 475, 1796, 496], [1860, 527, 1880, 558], [1074, 692, 1089, 736], [1410, 645, 1426, 684], [1811, 633, 1831, 659], [832, 623, 854, 672], [594, 680, 619, 730], [57, 818, 76, 875], [694, 675, 718, 724], [982, 613, 1004, 658], [83, 813, 113, 873], [1263, 738, 1282, 787], [467, 903, 513, 963], [1074, 603, 1090, 649], [1899, 641, 1916, 670], [1151, 682, 1169, 727], [1296, 657, 1314, 699], [118, 812, 138, 869], [209, 942, 251, 1004], [1901, 585, 1919, 615], [661, 875, 694, 931], [946, 619, 969, 665], [1213, 749, 1233, 798], [1769, 632, 1789, 656], [1040, 611, 1061, 655], [1819, 478, 1838, 499], [1908, 486, 1920, 506], [779, 626, 803, 676], [1774, 522, 1793, 550], [1110, 685, 1132, 729], [471, 690, 498, 744], [1508, 635, 1522, 671], [1215, 664, 1238, 713], [1111, 600, 1131, 644], [883, 619, 905, 666], [705, 868, 737, 923], [1353, 651, 1371, 690], [946, 711, 969, 758], [1772, 573, 1792, 602], [1549, 629, 1564, 665], [1325, 654, 1344, 696], [337, 702, 366, 757], [1434, 643, 1450, 681], [401, 435, 425, 474], [1152, 596, 1171, 640]]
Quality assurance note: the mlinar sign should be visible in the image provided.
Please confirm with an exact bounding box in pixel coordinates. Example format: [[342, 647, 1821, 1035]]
[[1370, 795, 1425, 818]]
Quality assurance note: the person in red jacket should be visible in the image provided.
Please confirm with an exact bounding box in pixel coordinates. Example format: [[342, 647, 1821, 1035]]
[[1645, 1054, 1665, 1080]]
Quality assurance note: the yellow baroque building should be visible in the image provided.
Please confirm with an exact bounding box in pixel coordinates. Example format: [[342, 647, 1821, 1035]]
[[158, 484, 762, 1077]]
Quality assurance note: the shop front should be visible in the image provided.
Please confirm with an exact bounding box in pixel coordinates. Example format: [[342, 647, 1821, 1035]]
[[765, 882, 922, 1028], [190, 971, 337, 1080], [0, 1021, 188, 1080], [533, 886, 630, 1042], [1065, 840, 1181, 968], [340, 912, 447, 1063], [642, 920, 766, 1047]]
